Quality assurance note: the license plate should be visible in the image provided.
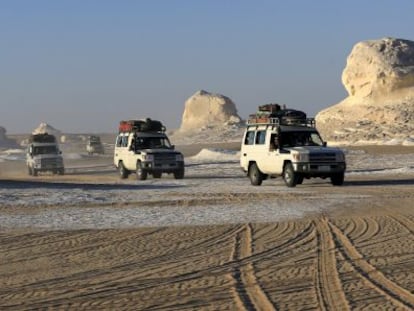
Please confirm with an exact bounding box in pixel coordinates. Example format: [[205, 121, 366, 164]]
[[318, 165, 330, 171]]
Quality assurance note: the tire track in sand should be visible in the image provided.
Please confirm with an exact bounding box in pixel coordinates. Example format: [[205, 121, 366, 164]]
[[1, 224, 315, 310], [230, 224, 276, 311], [389, 215, 414, 236], [0, 226, 245, 305], [314, 218, 350, 311], [328, 220, 414, 310]]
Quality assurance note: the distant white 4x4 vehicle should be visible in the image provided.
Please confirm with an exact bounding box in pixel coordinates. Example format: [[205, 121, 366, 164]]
[[113, 119, 185, 180], [240, 117, 346, 187], [26, 133, 64, 176], [86, 135, 104, 155]]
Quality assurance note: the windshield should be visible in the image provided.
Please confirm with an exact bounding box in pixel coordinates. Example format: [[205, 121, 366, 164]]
[[279, 131, 324, 147], [134, 137, 172, 150], [33, 145, 58, 155]]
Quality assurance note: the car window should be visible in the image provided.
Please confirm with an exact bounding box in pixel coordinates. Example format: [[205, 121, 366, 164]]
[[244, 131, 255, 145], [255, 130, 266, 145], [116, 136, 122, 147], [121, 135, 129, 147]]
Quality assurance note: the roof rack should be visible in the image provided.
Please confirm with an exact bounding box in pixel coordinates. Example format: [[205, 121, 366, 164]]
[[247, 117, 316, 128]]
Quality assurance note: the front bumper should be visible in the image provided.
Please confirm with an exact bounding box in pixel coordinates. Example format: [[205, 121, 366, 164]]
[[141, 161, 184, 173], [33, 162, 64, 171], [293, 162, 346, 174]]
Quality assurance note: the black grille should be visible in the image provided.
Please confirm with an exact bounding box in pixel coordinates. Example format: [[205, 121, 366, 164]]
[[309, 152, 336, 162], [153, 153, 176, 163], [41, 158, 61, 168]]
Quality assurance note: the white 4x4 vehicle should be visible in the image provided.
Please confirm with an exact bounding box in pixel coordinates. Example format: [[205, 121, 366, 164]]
[[240, 118, 346, 187], [26, 133, 64, 176], [114, 121, 184, 180]]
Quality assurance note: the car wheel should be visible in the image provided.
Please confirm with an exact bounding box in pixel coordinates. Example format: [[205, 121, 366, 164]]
[[331, 173, 344, 186], [136, 161, 148, 180], [153, 172, 162, 178], [283, 163, 297, 187], [173, 168, 185, 179], [249, 162, 263, 186], [118, 161, 129, 179]]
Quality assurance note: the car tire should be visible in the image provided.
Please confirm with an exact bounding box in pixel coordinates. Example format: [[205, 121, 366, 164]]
[[118, 161, 129, 179], [331, 173, 344, 186], [173, 168, 184, 179], [249, 162, 263, 186], [153, 172, 162, 178], [283, 162, 297, 187], [136, 161, 148, 180]]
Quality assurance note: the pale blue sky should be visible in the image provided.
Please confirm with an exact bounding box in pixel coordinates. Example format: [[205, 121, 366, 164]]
[[1, 0, 413, 134]]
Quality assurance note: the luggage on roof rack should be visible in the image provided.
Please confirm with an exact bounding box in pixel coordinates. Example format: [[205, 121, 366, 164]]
[[273, 109, 307, 125], [119, 118, 165, 133], [258, 103, 281, 113], [248, 105, 314, 127], [247, 116, 316, 127]]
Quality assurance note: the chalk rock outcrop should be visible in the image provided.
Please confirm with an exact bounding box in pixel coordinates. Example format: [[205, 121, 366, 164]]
[[32, 122, 61, 136], [316, 37, 414, 144], [342, 37, 414, 97], [180, 90, 241, 132]]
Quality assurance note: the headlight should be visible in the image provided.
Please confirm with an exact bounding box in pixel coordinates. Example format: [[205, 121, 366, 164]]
[[176, 154, 184, 161], [142, 154, 154, 161], [292, 153, 307, 162]]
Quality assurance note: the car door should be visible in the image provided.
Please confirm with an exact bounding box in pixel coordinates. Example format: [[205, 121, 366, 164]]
[[251, 129, 270, 173], [260, 131, 283, 174], [124, 134, 137, 170], [240, 129, 256, 171]]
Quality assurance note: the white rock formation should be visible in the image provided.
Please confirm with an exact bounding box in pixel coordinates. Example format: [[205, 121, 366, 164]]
[[342, 37, 414, 98], [316, 37, 414, 144], [179, 90, 242, 132], [32, 122, 61, 136]]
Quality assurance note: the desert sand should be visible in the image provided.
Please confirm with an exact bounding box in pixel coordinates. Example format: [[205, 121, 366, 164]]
[[1, 143, 414, 310]]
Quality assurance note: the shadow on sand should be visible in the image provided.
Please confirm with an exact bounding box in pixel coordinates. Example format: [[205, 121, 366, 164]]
[[0, 179, 184, 191], [344, 178, 414, 186]]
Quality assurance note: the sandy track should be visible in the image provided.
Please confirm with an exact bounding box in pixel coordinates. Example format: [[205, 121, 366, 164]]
[[2, 211, 414, 310]]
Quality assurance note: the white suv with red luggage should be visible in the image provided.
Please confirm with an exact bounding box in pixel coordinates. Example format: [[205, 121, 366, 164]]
[[113, 118, 185, 180]]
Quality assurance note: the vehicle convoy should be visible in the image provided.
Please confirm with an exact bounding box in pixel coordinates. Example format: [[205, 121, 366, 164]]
[[26, 133, 64, 176], [86, 135, 104, 155], [114, 118, 185, 180], [240, 104, 346, 187]]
